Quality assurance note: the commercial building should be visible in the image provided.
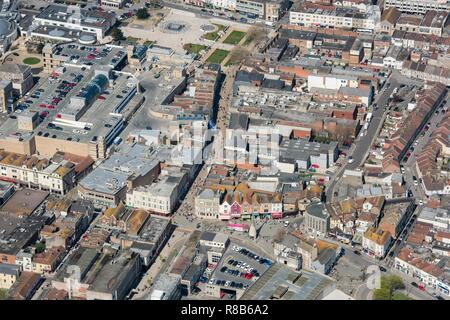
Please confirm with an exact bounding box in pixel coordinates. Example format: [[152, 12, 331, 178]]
[[0, 150, 93, 194], [0, 10, 18, 54], [148, 273, 182, 300], [126, 172, 188, 215], [289, 3, 380, 31], [0, 64, 34, 97], [278, 138, 338, 172], [195, 189, 223, 219], [384, 0, 450, 14], [100, 0, 128, 9], [32, 4, 116, 42], [79, 144, 161, 207], [395, 247, 450, 297], [240, 263, 335, 300], [0, 80, 13, 113], [362, 226, 392, 258]]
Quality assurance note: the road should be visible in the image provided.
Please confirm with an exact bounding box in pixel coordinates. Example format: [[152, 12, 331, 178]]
[[325, 73, 397, 202]]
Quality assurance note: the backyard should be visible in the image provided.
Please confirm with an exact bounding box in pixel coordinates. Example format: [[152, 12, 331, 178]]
[[206, 49, 229, 64], [223, 30, 246, 45]]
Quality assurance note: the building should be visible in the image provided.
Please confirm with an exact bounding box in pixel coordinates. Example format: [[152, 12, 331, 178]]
[[305, 203, 330, 236], [31, 247, 65, 274], [0, 11, 18, 54], [378, 201, 414, 239], [0, 80, 13, 113], [148, 273, 182, 300], [126, 172, 188, 215], [0, 150, 92, 194], [289, 3, 381, 31], [362, 226, 392, 258], [79, 144, 161, 207], [0, 263, 20, 289], [278, 138, 338, 172], [377, 7, 401, 34], [240, 263, 335, 300], [0, 64, 34, 97], [384, 0, 450, 14], [85, 251, 141, 300], [32, 4, 116, 42], [100, 0, 128, 9], [195, 189, 223, 219], [199, 232, 230, 250], [395, 247, 450, 297]]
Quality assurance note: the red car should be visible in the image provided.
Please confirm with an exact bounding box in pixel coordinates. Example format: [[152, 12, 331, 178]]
[[39, 103, 47, 108], [56, 114, 62, 118], [40, 111, 48, 118], [97, 95, 106, 100], [47, 105, 55, 109]]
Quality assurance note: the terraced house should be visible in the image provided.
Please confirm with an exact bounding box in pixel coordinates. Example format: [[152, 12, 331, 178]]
[[0, 150, 93, 194]]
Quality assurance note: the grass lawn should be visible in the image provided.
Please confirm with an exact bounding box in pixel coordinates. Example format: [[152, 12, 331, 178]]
[[223, 31, 246, 45], [143, 40, 155, 47], [243, 36, 253, 46], [183, 43, 208, 55], [207, 49, 229, 64], [373, 275, 411, 300], [0, 288, 7, 300], [126, 36, 140, 45], [22, 57, 40, 65], [203, 24, 227, 41]]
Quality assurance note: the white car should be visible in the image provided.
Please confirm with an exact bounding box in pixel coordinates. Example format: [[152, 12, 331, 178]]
[[418, 200, 424, 205], [208, 279, 215, 285], [225, 281, 231, 287]]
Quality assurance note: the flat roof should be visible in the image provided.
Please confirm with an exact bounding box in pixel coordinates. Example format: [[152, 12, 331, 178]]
[[240, 263, 334, 300], [0, 188, 49, 217]]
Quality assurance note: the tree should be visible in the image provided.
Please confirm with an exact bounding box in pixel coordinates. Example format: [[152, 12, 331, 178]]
[[228, 46, 249, 65], [36, 43, 45, 54], [136, 8, 150, 20], [247, 26, 267, 43], [34, 242, 46, 253], [111, 28, 124, 42]]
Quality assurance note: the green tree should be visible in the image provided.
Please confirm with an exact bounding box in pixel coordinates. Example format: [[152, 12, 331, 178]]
[[136, 8, 150, 20], [34, 242, 46, 253], [111, 28, 124, 41], [36, 43, 45, 54]]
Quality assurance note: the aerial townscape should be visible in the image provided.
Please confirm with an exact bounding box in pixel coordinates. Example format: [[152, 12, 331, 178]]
[[0, 0, 449, 304]]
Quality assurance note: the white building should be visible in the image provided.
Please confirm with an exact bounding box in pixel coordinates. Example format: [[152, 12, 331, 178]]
[[395, 247, 450, 297], [33, 4, 116, 42], [205, 0, 237, 11], [0, 150, 83, 194], [362, 227, 391, 258], [384, 0, 450, 14], [100, 0, 127, 9], [289, 4, 380, 31], [308, 73, 359, 91], [126, 172, 188, 215]]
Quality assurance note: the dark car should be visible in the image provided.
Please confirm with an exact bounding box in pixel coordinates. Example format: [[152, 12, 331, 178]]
[[411, 282, 419, 288], [354, 250, 361, 255], [379, 266, 387, 272], [220, 266, 227, 273]]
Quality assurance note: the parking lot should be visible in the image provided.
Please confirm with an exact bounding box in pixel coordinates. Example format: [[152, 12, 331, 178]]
[[203, 242, 273, 294]]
